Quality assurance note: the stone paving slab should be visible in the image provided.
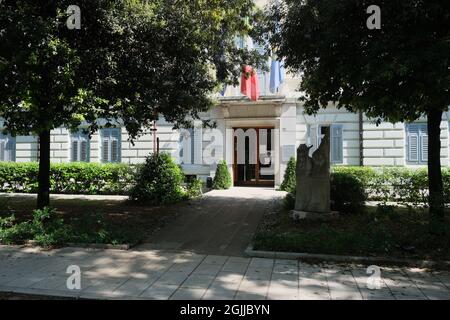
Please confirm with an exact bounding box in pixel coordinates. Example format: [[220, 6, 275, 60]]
[[1, 246, 450, 300]]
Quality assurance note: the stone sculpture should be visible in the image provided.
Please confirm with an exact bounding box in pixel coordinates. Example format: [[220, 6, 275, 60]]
[[292, 126, 336, 220]]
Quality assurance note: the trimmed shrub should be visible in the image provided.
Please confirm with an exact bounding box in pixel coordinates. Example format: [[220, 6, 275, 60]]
[[212, 160, 232, 190], [186, 179, 203, 199], [330, 171, 366, 213], [129, 153, 185, 204], [0, 162, 134, 195], [280, 157, 296, 193]]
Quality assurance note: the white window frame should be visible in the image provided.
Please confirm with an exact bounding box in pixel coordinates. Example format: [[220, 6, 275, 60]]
[[0, 133, 16, 162], [100, 128, 121, 163], [70, 130, 90, 162], [307, 124, 344, 164]]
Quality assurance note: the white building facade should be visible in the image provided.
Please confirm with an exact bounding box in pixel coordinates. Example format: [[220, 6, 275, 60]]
[[1, 0, 449, 188]]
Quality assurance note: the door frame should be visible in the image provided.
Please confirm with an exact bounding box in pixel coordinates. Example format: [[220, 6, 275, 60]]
[[233, 126, 275, 187]]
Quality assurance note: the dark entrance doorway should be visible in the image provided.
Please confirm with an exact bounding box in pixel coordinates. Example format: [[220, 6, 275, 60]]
[[233, 127, 275, 187]]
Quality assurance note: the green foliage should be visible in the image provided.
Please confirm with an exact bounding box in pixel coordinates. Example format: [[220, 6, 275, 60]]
[[280, 157, 296, 193], [269, 0, 450, 225], [0, 162, 134, 195], [282, 166, 450, 213], [0, 0, 268, 138], [129, 153, 185, 204], [0, 0, 268, 208], [252, 206, 450, 259], [212, 161, 232, 190], [270, 0, 450, 122], [0, 208, 144, 246], [0, 208, 70, 246], [284, 192, 296, 210], [186, 178, 204, 199], [331, 171, 366, 214]]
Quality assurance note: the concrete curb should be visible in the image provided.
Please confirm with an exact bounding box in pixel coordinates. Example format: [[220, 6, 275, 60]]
[[245, 246, 450, 269], [23, 241, 132, 251], [65, 243, 131, 251], [0, 286, 146, 300]]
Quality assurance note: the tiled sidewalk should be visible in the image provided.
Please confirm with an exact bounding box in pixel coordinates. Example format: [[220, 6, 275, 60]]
[[0, 246, 449, 300]]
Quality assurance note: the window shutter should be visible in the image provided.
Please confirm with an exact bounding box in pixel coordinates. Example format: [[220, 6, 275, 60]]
[[420, 124, 428, 163], [111, 129, 120, 162], [193, 127, 203, 165], [102, 137, 110, 163], [7, 136, 15, 162], [407, 125, 419, 163], [0, 140, 5, 161], [111, 140, 119, 162], [331, 125, 343, 163], [72, 140, 79, 162], [80, 140, 88, 162]]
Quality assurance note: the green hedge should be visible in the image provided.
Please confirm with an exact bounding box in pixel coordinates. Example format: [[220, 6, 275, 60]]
[[0, 162, 134, 195], [281, 164, 450, 212]]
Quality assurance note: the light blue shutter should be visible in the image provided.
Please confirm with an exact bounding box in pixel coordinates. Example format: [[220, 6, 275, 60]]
[[407, 124, 419, 163], [71, 139, 79, 162], [331, 125, 343, 163], [420, 124, 428, 163], [0, 138, 5, 161], [102, 129, 110, 162], [80, 139, 88, 162], [0, 134, 15, 162], [111, 128, 121, 163], [6, 136, 15, 161]]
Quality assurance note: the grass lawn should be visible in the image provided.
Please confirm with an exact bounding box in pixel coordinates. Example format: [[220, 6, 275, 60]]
[[0, 195, 180, 247], [253, 201, 450, 261]]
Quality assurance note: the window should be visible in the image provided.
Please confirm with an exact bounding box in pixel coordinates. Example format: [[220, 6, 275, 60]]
[[70, 130, 90, 162], [0, 133, 15, 162], [406, 123, 428, 164], [179, 127, 202, 165], [100, 128, 121, 163], [307, 124, 343, 164]]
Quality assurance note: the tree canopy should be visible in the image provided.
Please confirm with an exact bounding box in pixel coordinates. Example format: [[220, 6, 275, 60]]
[[269, 0, 450, 120], [0, 0, 267, 207], [0, 0, 267, 137], [269, 0, 450, 231]]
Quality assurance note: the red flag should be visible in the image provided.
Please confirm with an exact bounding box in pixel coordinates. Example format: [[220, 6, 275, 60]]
[[240, 65, 260, 101]]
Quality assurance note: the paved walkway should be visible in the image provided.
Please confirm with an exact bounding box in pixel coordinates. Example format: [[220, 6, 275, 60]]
[[137, 187, 286, 257], [1, 246, 450, 300]]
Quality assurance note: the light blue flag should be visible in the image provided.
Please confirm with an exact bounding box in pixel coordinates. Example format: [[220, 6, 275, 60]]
[[269, 58, 285, 93], [220, 84, 227, 96]]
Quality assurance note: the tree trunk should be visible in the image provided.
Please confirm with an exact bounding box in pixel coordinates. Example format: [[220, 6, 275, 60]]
[[37, 130, 51, 209], [427, 109, 445, 234]]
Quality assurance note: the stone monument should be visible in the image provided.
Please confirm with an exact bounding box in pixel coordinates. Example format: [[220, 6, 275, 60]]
[[292, 126, 337, 220]]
